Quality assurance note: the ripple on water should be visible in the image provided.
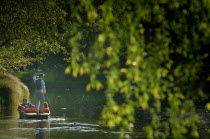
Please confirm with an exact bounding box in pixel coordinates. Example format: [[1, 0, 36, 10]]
[[52, 122, 99, 127], [0, 135, 28, 139], [49, 124, 101, 132], [9, 127, 34, 131], [16, 117, 65, 123], [48, 118, 66, 121]]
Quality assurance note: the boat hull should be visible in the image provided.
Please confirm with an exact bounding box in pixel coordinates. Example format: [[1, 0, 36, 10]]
[[18, 110, 50, 119]]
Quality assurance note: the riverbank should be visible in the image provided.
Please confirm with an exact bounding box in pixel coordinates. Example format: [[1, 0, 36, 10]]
[[0, 73, 30, 109]]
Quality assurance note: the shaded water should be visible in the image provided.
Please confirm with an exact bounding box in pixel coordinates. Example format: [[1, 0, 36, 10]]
[[0, 117, 126, 139], [0, 88, 209, 138], [0, 89, 142, 138]]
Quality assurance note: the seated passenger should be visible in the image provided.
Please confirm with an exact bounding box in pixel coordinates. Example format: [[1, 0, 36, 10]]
[[44, 102, 49, 108], [43, 102, 49, 113], [18, 98, 34, 110]]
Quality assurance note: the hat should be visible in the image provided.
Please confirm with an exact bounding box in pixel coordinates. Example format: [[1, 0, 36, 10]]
[[38, 73, 45, 78]]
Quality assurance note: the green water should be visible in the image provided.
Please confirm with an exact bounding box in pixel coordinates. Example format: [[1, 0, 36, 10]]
[[0, 117, 123, 139], [0, 88, 209, 138], [0, 89, 142, 139]]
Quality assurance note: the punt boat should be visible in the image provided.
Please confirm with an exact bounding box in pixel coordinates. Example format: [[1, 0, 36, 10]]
[[18, 108, 50, 119]]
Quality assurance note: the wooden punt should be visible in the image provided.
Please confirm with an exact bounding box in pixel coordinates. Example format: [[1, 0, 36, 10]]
[[18, 110, 50, 119]]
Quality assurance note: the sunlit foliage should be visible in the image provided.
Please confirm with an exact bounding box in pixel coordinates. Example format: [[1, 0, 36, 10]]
[[0, 0, 68, 72], [65, 0, 210, 138]]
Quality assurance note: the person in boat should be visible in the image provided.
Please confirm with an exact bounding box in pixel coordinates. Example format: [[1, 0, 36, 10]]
[[33, 73, 46, 114], [43, 102, 50, 113], [18, 98, 35, 110], [44, 102, 48, 109]]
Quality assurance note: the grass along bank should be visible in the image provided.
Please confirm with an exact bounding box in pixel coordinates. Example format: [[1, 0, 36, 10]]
[[0, 73, 30, 109]]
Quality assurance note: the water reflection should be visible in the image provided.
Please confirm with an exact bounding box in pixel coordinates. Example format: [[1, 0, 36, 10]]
[[35, 121, 49, 139]]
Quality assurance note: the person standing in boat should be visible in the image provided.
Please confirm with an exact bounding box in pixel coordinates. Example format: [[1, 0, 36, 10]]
[[33, 73, 46, 114]]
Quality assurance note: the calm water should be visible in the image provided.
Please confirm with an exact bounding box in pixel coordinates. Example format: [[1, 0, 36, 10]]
[[0, 116, 125, 139], [0, 89, 142, 139], [0, 89, 209, 138]]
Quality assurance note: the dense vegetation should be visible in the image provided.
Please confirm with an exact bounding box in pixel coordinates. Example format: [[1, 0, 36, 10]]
[[0, 0, 68, 72], [0, 0, 209, 138], [0, 74, 29, 108]]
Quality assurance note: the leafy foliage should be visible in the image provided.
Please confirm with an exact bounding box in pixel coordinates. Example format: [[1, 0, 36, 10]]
[[65, 0, 210, 138], [0, 0, 69, 72]]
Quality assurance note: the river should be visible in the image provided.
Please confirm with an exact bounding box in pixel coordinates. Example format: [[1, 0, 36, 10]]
[[0, 89, 143, 139], [0, 88, 209, 138]]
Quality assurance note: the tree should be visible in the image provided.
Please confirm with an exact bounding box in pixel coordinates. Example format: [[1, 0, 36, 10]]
[[65, 0, 210, 138], [0, 0, 69, 72]]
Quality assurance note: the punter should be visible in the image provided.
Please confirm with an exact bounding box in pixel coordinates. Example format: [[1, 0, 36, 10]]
[[33, 73, 46, 114]]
